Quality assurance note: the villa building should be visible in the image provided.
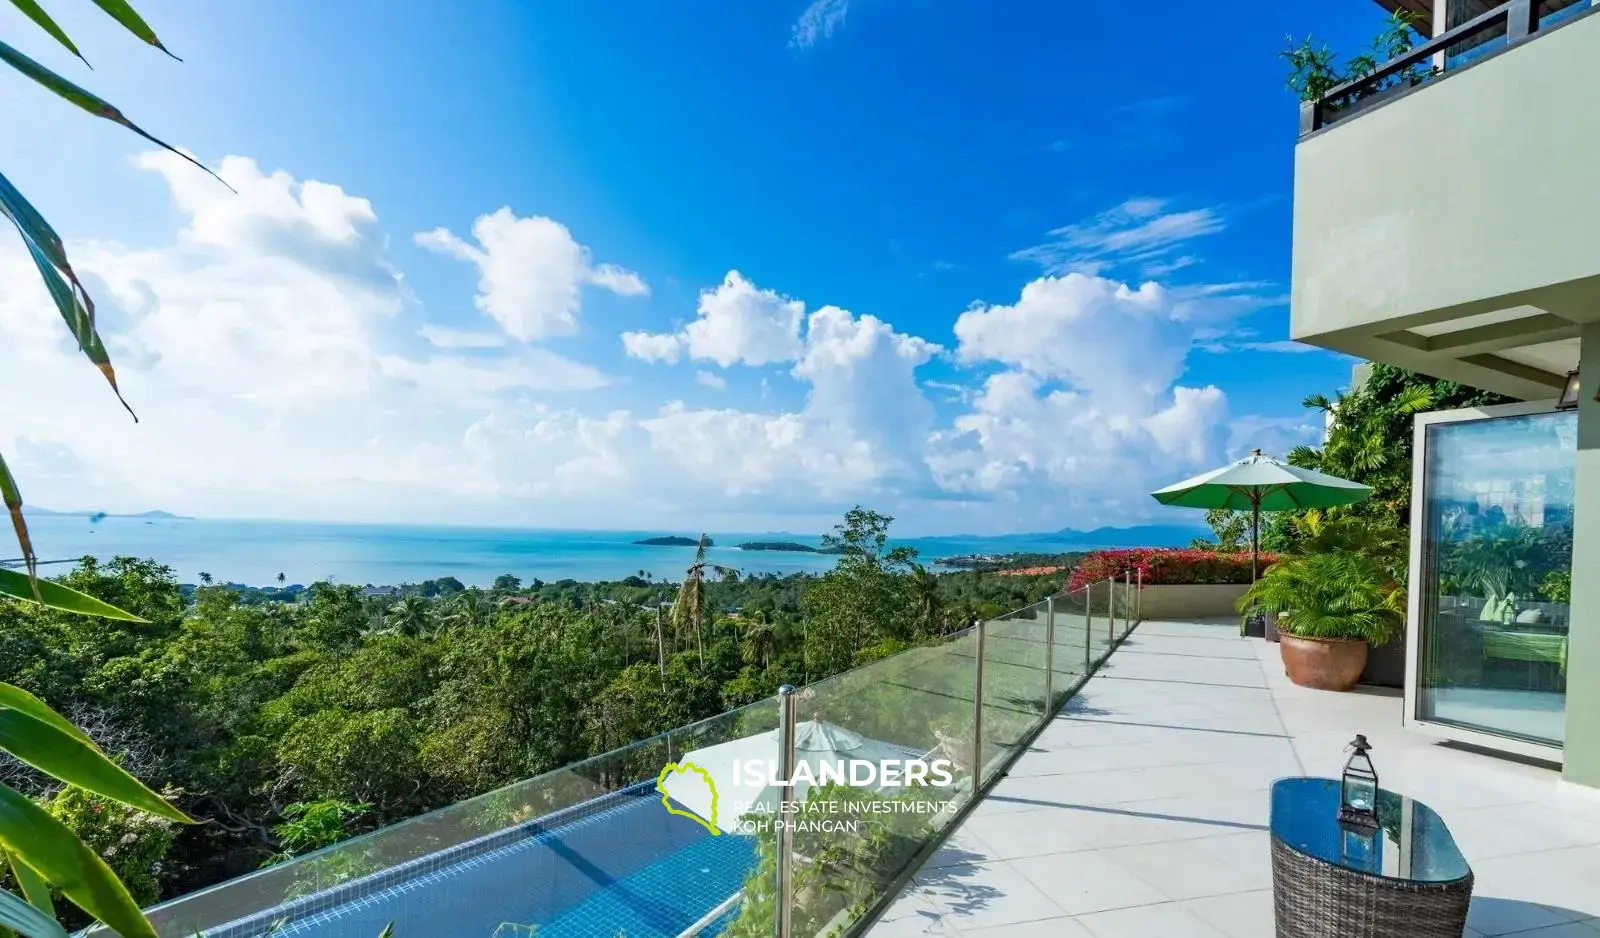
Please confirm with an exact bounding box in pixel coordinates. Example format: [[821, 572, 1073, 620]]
[[1290, 0, 1599, 783]]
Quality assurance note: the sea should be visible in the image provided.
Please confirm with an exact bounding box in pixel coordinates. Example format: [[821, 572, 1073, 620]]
[[14, 515, 1146, 589]]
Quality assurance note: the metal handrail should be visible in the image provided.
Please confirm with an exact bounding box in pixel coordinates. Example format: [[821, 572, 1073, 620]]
[[1300, 0, 1550, 135]]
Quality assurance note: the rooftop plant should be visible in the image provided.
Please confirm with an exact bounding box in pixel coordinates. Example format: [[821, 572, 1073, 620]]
[[1237, 550, 1404, 646]]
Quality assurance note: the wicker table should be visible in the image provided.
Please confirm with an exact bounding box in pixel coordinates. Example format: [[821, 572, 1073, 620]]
[[1269, 778, 1473, 938]]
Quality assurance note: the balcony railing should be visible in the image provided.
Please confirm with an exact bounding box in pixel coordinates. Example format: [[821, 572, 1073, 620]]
[[1299, 0, 1599, 135], [119, 571, 1146, 938]]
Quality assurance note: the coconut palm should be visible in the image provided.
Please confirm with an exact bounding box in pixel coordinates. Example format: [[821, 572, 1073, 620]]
[[909, 563, 942, 635], [1, 2, 223, 609], [198, 571, 213, 586], [740, 609, 777, 668], [671, 533, 737, 667], [443, 588, 487, 630], [387, 597, 433, 638]]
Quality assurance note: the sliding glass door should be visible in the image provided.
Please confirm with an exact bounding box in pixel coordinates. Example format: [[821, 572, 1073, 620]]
[[1413, 406, 1575, 753]]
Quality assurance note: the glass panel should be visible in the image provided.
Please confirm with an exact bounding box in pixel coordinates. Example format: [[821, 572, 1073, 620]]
[[134, 700, 777, 938], [775, 632, 978, 937], [1050, 589, 1090, 711], [979, 599, 1051, 781], [1418, 410, 1575, 747], [1086, 579, 1113, 664]]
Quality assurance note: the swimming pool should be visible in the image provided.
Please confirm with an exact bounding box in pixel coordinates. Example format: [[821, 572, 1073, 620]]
[[143, 789, 758, 938]]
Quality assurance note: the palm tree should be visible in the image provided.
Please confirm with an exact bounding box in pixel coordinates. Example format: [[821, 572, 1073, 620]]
[[443, 588, 487, 630], [387, 596, 432, 638], [910, 563, 942, 635], [671, 533, 738, 667], [277, 572, 287, 587], [740, 610, 777, 668], [198, 571, 213, 586]]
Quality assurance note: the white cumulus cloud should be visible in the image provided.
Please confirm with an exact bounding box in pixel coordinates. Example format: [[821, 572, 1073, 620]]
[[623, 270, 804, 368], [415, 208, 646, 342]]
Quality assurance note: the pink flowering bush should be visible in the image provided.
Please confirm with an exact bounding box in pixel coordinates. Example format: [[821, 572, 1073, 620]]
[[1068, 548, 1278, 592]]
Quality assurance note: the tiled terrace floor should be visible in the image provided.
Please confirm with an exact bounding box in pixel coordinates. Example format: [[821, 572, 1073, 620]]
[[870, 618, 1600, 938]]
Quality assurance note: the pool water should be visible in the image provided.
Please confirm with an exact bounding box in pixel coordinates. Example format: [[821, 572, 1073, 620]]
[[217, 794, 757, 938]]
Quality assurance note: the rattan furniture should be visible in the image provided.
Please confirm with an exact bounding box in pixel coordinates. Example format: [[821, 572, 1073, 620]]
[[1269, 778, 1473, 938]]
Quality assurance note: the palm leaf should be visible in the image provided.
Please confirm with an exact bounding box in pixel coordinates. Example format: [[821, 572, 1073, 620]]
[[7, 0, 88, 67], [0, 784, 156, 938], [0, 889, 66, 938], [0, 568, 147, 622], [4, 846, 54, 921], [86, 0, 176, 58], [0, 456, 38, 604], [2, 221, 133, 421], [0, 40, 225, 189], [0, 686, 91, 747], [0, 169, 97, 320], [0, 695, 189, 822]]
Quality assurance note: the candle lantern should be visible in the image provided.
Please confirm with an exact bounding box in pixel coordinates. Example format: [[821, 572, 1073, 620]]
[[1338, 734, 1380, 830]]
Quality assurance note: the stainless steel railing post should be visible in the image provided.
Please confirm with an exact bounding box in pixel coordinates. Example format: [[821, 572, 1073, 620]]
[[972, 618, 986, 797], [1107, 577, 1115, 650], [775, 685, 797, 938], [1135, 567, 1142, 623], [1124, 570, 1132, 634], [1083, 584, 1093, 671], [1043, 596, 1055, 717]]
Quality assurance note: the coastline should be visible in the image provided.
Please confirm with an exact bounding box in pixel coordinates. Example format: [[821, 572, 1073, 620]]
[[18, 514, 1199, 589]]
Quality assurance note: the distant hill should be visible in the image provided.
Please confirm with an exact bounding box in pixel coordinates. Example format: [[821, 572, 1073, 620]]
[[26, 508, 192, 520], [1049, 524, 1207, 547], [633, 535, 704, 547], [736, 541, 847, 554]]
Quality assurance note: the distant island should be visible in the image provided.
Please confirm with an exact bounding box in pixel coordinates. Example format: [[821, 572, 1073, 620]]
[[27, 508, 191, 520], [736, 541, 847, 554], [633, 535, 705, 547]]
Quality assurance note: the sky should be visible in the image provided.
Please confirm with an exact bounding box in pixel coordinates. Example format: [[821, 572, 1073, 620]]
[[0, 0, 1387, 536]]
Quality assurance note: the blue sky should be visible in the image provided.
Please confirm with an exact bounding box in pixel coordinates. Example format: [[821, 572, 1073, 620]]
[[1, 0, 1387, 535]]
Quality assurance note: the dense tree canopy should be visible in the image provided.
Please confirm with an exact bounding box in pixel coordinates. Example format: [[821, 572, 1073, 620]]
[[0, 508, 1073, 914]]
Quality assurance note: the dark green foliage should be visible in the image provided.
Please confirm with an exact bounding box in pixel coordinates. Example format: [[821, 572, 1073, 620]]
[[1282, 10, 1434, 107], [0, 507, 1071, 909]]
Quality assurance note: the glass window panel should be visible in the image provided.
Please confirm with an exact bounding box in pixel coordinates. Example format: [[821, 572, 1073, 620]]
[[1418, 410, 1575, 747]]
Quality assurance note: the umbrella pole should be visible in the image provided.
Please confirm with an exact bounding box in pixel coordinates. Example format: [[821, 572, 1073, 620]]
[[1251, 496, 1260, 584]]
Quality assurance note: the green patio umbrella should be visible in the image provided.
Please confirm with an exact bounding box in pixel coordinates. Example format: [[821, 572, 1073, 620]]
[[1150, 449, 1372, 580]]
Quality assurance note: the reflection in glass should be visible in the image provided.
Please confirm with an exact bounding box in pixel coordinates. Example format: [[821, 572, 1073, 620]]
[[1418, 411, 1574, 746]]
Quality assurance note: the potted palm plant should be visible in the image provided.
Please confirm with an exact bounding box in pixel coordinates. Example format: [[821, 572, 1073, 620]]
[[1238, 549, 1404, 691]]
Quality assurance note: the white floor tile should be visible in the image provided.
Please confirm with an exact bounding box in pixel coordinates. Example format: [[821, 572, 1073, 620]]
[[1180, 890, 1276, 938], [1008, 851, 1168, 916], [1076, 901, 1232, 938], [914, 860, 1066, 931]]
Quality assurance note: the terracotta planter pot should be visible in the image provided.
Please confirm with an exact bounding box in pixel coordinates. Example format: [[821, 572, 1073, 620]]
[[1279, 634, 1368, 691]]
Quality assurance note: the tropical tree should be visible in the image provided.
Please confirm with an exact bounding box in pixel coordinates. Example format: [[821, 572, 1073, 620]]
[[277, 573, 287, 588], [909, 564, 942, 636], [1, 0, 222, 609], [740, 610, 776, 668], [671, 534, 737, 667], [198, 572, 213, 587], [801, 507, 918, 674], [386, 597, 433, 638], [442, 589, 487, 630]]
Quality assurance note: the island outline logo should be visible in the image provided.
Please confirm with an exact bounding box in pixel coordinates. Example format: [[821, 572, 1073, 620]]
[[656, 760, 721, 835]]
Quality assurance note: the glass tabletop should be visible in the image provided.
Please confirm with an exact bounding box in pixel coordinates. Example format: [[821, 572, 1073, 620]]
[[1269, 778, 1470, 883]]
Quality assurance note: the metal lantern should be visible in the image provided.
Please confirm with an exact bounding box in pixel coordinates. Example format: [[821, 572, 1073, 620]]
[[1338, 734, 1380, 830]]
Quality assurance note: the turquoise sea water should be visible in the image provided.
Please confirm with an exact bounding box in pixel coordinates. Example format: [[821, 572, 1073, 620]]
[[16, 515, 1134, 588]]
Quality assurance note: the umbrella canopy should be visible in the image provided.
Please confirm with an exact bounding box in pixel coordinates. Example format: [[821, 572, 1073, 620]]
[[1150, 449, 1372, 582], [1151, 449, 1371, 512], [659, 718, 923, 834]]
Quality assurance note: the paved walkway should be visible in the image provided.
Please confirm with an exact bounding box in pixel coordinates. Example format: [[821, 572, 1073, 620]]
[[870, 618, 1600, 938]]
